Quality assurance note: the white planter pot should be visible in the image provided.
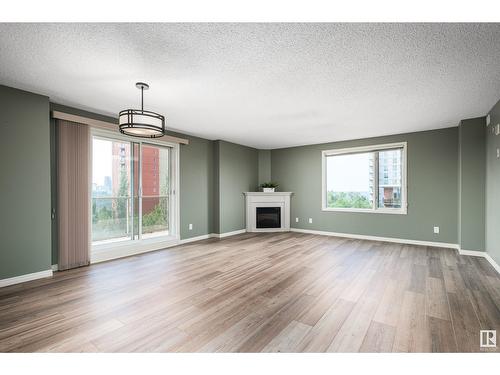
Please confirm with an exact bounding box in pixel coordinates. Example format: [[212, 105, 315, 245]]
[[263, 188, 275, 192]]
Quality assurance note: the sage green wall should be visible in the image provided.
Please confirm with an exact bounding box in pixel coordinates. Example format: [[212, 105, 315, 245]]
[[258, 150, 271, 185], [0, 85, 52, 279], [271, 127, 459, 244], [486, 99, 500, 265], [458, 117, 486, 251], [175, 132, 214, 239], [215, 140, 259, 234]]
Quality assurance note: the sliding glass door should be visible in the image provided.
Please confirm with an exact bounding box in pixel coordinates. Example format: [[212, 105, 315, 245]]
[[91, 134, 175, 247], [140, 144, 170, 239]]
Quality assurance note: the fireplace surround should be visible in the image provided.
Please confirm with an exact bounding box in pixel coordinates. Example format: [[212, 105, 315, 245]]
[[244, 192, 292, 232]]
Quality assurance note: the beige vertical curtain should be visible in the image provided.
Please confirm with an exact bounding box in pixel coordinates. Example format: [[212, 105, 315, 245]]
[[57, 120, 90, 270]]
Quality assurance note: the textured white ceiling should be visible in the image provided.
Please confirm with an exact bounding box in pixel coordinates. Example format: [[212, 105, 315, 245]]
[[0, 23, 499, 149]]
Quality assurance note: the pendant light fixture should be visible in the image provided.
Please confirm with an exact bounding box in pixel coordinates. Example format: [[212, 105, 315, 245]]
[[119, 82, 165, 138]]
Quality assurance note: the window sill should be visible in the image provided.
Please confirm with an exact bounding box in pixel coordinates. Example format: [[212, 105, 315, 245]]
[[322, 207, 407, 215]]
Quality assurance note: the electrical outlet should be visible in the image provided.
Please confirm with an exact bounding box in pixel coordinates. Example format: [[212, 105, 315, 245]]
[[188, 223, 193, 230], [433, 226, 440, 234], [308, 218, 313, 224], [295, 217, 299, 223]]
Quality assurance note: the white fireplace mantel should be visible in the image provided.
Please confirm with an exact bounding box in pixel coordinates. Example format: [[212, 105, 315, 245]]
[[244, 192, 292, 232]]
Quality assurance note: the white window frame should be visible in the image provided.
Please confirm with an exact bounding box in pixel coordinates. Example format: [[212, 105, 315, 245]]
[[321, 142, 407, 215], [89, 128, 180, 263]]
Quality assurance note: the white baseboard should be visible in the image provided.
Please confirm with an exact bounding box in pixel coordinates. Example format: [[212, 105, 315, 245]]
[[459, 248, 500, 274], [290, 228, 459, 249], [484, 253, 500, 274], [0, 269, 53, 288], [179, 234, 212, 244], [458, 249, 484, 256], [179, 230, 246, 244], [210, 229, 246, 239]]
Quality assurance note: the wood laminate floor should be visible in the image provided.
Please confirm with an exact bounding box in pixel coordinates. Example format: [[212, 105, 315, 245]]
[[1, 232, 499, 352]]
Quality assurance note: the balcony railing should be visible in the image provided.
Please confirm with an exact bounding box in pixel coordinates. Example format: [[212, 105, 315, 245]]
[[92, 195, 169, 242]]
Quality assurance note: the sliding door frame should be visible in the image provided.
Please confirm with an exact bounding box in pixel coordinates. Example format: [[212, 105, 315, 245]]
[[138, 141, 174, 241], [89, 128, 180, 263]]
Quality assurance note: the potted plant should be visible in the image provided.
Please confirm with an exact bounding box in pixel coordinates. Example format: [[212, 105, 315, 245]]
[[260, 182, 279, 192]]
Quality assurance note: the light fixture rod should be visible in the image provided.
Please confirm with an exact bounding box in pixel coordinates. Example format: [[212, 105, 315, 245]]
[[135, 82, 150, 112], [141, 86, 144, 111]]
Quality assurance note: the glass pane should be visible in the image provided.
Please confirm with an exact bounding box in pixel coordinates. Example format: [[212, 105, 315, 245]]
[[326, 152, 374, 209], [91, 138, 132, 243], [141, 196, 169, 238], [141, 145, 169, 196], [141, 144, 170, 238], [377, 149, 403, 209], [91, 197, 132, 242]]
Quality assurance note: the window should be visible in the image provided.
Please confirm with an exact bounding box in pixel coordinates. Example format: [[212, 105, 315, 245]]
[[322, 142, 407, 214]]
